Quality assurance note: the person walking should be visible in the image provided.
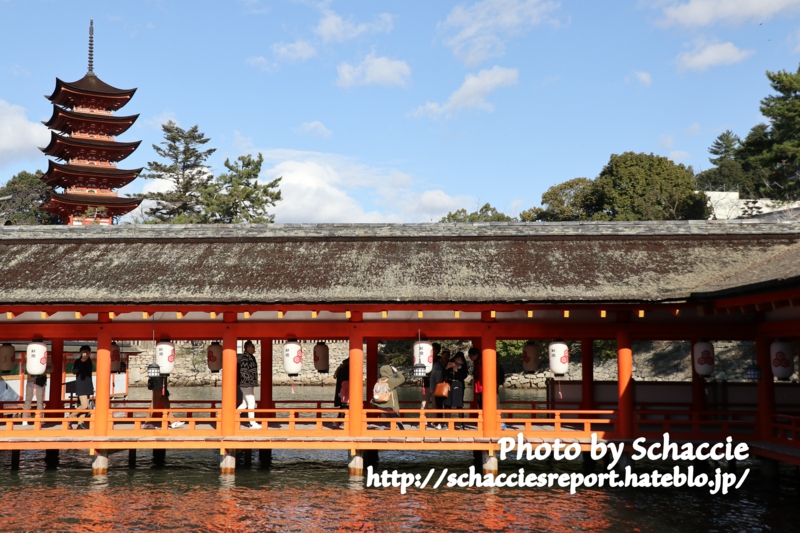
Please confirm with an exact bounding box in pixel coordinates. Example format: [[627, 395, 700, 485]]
[[444, 352, 469, 429], [238, 340, 261, 429], [429, 348, 450, 428], [22, 353, 53, 426], [69, 345, 94, 429], [420, 343, 440, 410], [333, 357, 350, 428], [370, 364, 406, 430]]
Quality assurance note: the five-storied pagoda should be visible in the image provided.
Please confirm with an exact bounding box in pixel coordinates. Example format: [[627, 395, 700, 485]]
[[39, 20, 142, 225]]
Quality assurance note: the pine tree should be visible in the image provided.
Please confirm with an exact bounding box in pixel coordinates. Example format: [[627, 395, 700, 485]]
[[138, 121, 216, 223], [201, 153, 282, 223], [440, 203, 517, 222], [708, 130, 740, 165], [0, 170, 56, 224]]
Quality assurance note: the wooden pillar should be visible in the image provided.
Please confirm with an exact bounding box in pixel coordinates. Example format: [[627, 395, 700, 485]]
[[11, 450, 20, 470], [259, 449, 272, 469], [258, 338, 273, 409], [44, 449, 59, 468], [95, 325, 111, 437], [581, 338, 594, 410], [221, 323, 238, 435], [348, 330, 364, 437], [366, 338, 379, 400], [128, 449, 136, 468], [481, 330, 497, 438], [92, 450, 109, 475], [46, 339, 64, 412], [690, 339, 705, 413], [756, 333, 775, 440], [220, 450, 236, 475], [348, 450, 365, 477], [617, 330, 633, 440]]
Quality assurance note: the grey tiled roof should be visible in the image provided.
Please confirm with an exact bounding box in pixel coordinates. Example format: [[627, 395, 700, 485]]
[[1, 221, 799, 305]]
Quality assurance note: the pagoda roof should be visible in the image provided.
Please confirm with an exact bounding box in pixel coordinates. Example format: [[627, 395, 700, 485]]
[[42, 160, 142, 189], [40, 131, 141, 162], [46, 73, 136, 111], [40, 192, 141, 218], [43, 106, 139, 137], [0, 221, 798, 306]]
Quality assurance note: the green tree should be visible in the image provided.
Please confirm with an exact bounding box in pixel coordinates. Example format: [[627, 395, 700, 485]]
[[588, 152, 709, 221], [519, 177, 594, 221], [695, 159, 763, 197], [708, 130, 741, 165], [440, 203, 517, 222], [0, 170, 56, 224], [138, 121, 216, 223], [738, 65, 800, 200], [201, 153, 282, 223]]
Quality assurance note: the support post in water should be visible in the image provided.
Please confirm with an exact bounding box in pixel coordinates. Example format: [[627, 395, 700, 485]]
[[128, 449, 136, 469], [348, 450, 364, 477], [259, 449, 272, 470], [92, 450, 108, 475], [44, 449, 59, 468], [220, 450, 236, 475]]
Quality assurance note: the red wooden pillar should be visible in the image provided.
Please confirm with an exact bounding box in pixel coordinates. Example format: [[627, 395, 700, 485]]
[[581, 338, 594, 410], [47, 339, 64, 413], [95, 325, 111, 437], [690, 339, 705, 413], [617, 330, 633, 439], [348, 330, 364, 437], [221, 321, 238, 435], [366, 338, 379, 401], [756, 333, 775, 440], [481, 330, 497, 437], [258, 339, 273, 409]]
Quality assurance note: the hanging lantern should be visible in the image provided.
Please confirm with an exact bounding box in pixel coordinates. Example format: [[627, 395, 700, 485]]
[[284, 339, 302, 377], [413, 364, 427, 377], [522, 341, 539, 373], [413, 340, 434, 374], [693, 341, 715, 377], [313, 341, 330, 373], [207, 341, 222, 373], [770, 340, 795, 381], [548, 341, 569, 376], [155, 341, 176, 375], [0, 343, 14, 372], [26, 341, 48, 376], [110, 341, 121, 372], [745, 363, 762, 381]]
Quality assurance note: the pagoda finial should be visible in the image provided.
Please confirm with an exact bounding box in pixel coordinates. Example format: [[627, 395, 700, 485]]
[[88, 19, 94, 74]]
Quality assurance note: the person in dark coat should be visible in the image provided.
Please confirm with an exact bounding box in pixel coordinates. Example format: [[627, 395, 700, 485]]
[[238, 340, 260, 429], [69, 345, 94, 429], [333, 357, 350, 428], [444, 352, 469, 429], [370, 364, 406, 430]]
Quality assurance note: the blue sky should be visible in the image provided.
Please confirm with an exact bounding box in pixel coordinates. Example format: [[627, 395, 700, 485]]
[[2, 0, 800, 222]]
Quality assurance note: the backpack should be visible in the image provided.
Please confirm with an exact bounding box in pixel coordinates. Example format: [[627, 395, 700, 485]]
[[373, 378, 391, 403]]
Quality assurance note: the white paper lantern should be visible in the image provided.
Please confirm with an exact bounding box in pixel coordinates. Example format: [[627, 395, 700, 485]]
[[770, 340, 795, 381], [207, 342, 222, 373], [413, 340, 434, 374], [284, 340, 302, 377], [548, 341, 569, 376], [0, 343, 14, 372], [522, 342, 539, 373], [110, 341, 121, 372], [313, 342, 329, 373], [155, 341, 176, 375], [26, 342, 48, 376], [693, 341, 715, 377]]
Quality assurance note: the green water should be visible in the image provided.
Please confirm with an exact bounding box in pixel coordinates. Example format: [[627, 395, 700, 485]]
[[0, 386, 797, 532]]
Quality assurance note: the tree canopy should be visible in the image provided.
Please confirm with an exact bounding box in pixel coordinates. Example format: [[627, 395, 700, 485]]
[[440, 203, 517, 222], [138, 121, 216, 223], [520, 177, 594, 222], [0, 170, 56, 225], [200, 153, 282, 223]]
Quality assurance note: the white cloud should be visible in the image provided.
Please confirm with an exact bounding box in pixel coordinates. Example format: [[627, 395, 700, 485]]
[[687, 122, 701, 134], [315, 3, 393, 43], [272, 40, 317, 62], [337, 53, 411, 87], [629, 70, 652, 87], [669, 150, 691, 162], [413, 66, 518, 118], [442, 0, 561, 66], [791, 27, 800, 52], [245, 55, 277, 72], [0, 99, 49, 169], [676, 40, 754, 71], [294, 121, 333, 138], [658, 0, 800, 27], [253, 148, 471, 223], [659, 134, 674, 148], [144, 110, 178, 130]]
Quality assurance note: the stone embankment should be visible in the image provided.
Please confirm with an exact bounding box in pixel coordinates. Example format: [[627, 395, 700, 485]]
[[127, 340, 786, 389]]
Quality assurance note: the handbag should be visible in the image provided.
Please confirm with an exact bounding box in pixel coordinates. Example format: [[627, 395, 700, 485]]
[[434, 381, 450, 398], [339, 380, 350, 404]]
